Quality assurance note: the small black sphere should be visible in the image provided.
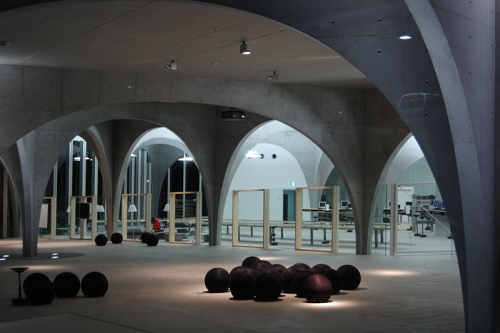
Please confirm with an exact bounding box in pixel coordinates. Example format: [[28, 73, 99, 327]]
[[310, 263, 332, 275], [23, 272, 55, 305], [281, 268, 298, 293], [271, 263, 287, 274], [230, 269, 258, 300], [324, 268, 342, 294], [290, 263, 310, 272], [81, 271, 108, 297], [242, 256, 260, 268], [141, 232, 151, 243], [111, 233, 123, 244], [292, 271, 314, 297], [204, 268, 230, 293], [337, 264, 361, 290], [254, 272, 282, 302], [249, 260, 272, 272], [303, 274, 332, 303], [146, 233, 159, 246], [53, 272, 80, 298], [230, 266, 249, 279], [95, 234, 107, 246]]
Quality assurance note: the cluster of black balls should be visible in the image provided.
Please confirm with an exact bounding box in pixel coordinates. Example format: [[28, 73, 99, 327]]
[[140, 232, 159, 246], [95, 233, 123, 246], [22, 271, 108, 305], [204, 256, 361, 303]]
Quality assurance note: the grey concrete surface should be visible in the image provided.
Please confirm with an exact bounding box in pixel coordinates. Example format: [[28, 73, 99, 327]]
[[0, 238, 463, 333]]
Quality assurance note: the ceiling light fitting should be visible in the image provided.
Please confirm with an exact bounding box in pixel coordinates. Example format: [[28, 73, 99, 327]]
[[399, 35, 412, 40], [266, 71, 279, 80], [245, 149, 264, 159], [165, 60, 177, 70], [178, 153, 193, 161], [240, 41, 250, 55]]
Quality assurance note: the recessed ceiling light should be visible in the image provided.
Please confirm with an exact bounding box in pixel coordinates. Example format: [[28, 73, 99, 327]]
[[240, 41, 250, 55]]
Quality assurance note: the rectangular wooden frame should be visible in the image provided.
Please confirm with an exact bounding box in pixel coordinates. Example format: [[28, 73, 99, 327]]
[[168, 191, 202, 244], [121, 193, 151, 241], [295, 186, 339, 253], [232, 189, 270, 249]]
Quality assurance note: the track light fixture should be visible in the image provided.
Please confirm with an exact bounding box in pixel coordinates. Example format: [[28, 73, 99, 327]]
[[165, 60, 177, 70], [266, 71, 279, 80], [240, 41, 250, 55]]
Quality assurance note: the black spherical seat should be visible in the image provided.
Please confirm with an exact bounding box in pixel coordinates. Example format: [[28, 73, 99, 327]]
[[241, 256, 260, 268], [53, 272, 80, 298], [292, 270, 314, 298], [249, 260, 272, 272], [289, 263, 310, 272], [253, 272, 282, 302], [230, 266, 249, 279], [303, 274, 332, 303], [311, 263, 332, 275], [94, 234, 107, 246], [337, 264, 361, 290], [281, 268, 297, 293], [141, 232, 151, 243], [23, 272, 56, 305], [146, 233, 159, 246], [111, 233, 123, 244], [230, 269, 258, 300], [81, 271, 108, 298], [204, 267, 230, 293], [324, 268, 342, 294], [271, 263, 287, 274]]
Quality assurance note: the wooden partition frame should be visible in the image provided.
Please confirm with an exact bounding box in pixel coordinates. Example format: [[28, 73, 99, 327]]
[[232, 189, 270, 249], [121, 193, 151, 241], [295, 186, 339, 253], [168, 191, 202, 244], [41, 196, 57, 239]]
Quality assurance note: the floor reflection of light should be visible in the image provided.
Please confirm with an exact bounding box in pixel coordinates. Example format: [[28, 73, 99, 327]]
[[364, 269, 421, 277], [290, 298, 360, 309]]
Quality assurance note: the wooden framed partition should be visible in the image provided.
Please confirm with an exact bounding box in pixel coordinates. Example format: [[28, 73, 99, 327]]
[[294, 186, 339, 253], [231, 189, 270, 249], [121, 193, 151, 240], [168, 191, 202, 244]]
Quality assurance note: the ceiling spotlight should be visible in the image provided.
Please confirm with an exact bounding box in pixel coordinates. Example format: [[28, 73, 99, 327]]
[[266, 71, 279, 80], [240, 41, 250, 55], [165, 60, 177, 70]]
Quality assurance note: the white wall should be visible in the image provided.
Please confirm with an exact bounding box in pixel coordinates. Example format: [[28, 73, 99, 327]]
[[223, 143, 308, 221]]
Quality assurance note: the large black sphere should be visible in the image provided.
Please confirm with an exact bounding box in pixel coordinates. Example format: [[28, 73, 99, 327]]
[[146, 233, 159, 246], [81, 271, 108, 297], [53, 272, 80, 298], [292, 271, 314, 297], [111, 233, 123, 244], [95, 234, 107, 246], [337, 265, 361, 290], [324, 268, 342, 294], [230, 269, 258, 300], [23, 273, 56, 305], [204, 268, 230, 293], [141, 232, 151, 243], [303, 274, 332, 303], [253, 272, 282, 302], [242, 256, 260, 268]]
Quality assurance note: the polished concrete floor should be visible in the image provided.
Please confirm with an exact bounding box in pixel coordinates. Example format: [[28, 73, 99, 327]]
[[0, 231, 464, 333]]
